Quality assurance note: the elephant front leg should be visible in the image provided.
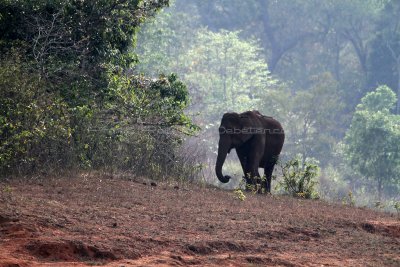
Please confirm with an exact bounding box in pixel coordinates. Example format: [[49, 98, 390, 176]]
[[241, 164, 258, 192], [236, 147, 252, 190], [246, 158, 262, 193], [238, 136, 264, 193]]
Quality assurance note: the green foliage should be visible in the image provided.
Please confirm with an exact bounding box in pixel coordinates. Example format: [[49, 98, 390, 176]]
[[135, 2, 200, 76], [341, 190, 356, 206], [374, 201, 386, 210], [102, 71, 199, 178], [277, 156, 320, 199], [0, 0, 202, 180], [180, 29, 273, 122], [358, 85, 397, 112], [137, 21, 275, 122], [0, 55, 71, 174], [242, 175, 267, 195], [233, 188, 246, 201], [107, 72, 193, 128], [0, 0, 169, 69], [344, 85, 400, 198], [0, 53, 197, 177], [394, 201, 400, 217]]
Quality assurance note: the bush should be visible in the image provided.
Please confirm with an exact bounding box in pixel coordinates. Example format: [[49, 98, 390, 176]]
[[277, 156, 320, 199], [0, 56, 72, 175], [0, 1, 200, 180], [0, 54, 199, 179], [99, 72, 199, 179]]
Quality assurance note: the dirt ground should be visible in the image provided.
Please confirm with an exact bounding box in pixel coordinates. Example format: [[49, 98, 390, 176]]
[[0, 173, 399, 267]]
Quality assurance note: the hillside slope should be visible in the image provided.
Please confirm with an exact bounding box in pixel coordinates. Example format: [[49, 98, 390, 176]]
[[0, 174, 399, 266]]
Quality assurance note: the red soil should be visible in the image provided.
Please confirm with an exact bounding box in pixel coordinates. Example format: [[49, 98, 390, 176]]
[[0, 174, 399, 266]]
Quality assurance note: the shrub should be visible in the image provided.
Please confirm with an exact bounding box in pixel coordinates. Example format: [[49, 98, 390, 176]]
[[233, 188, 246, 201], [0, 56, 72, 175], [393, 201, 400, 218], [100, 72, 200, 179], [0, 54, 199, 179], [277, 156, 320, 199]]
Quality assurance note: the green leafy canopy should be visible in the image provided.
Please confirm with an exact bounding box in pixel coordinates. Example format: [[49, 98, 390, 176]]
[[344, 85, 400, 198]]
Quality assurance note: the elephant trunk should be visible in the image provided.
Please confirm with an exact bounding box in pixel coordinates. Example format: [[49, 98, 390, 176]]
[[215, 138, 231, 183]]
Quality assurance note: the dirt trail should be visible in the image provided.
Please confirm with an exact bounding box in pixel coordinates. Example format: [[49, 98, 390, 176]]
[[0, 174, 399, 266]]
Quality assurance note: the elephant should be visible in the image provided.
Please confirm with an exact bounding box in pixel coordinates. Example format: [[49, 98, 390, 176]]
[[215, 110, 285, 193]]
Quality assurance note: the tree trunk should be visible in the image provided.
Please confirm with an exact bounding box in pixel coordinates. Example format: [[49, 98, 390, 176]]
[[396, 61, 400, 114], [386, 42, 400, 114], [377, 178, 382, 201]]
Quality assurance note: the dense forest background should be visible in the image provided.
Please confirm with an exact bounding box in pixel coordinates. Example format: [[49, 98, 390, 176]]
[[135, 0, 400, 203], [1, 0, 399, 205]]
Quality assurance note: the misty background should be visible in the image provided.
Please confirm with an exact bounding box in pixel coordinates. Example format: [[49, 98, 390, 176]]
[[134, 0, 400, 204]]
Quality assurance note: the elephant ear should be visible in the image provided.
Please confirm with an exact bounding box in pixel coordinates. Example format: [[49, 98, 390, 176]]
[[235, 114, 254, 143], [222, 112, 241, 128], [239, 113, 253, 129]]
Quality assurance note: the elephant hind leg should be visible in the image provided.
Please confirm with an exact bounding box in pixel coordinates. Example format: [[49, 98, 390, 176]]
[[264, 157, 278, 193]]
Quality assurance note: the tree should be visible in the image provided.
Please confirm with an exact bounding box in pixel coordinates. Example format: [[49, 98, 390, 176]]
[[136, 14, 276, 123], [189, 0, 325, 74], [0, 0, 169, 78], [183, 0, 385, 109], [321, 0, 385, 78], [0, 56, 71, 173], [180, 29, 273, 123], [368, 0, 400, 114], [0, 0, 200, 178], [344, 85, 400, 199], [261, 72, 345, 166], [135, 1, 200, 76]]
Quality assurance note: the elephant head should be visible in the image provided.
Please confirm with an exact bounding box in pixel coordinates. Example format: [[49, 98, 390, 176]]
[[215, 112, 256, 183]]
